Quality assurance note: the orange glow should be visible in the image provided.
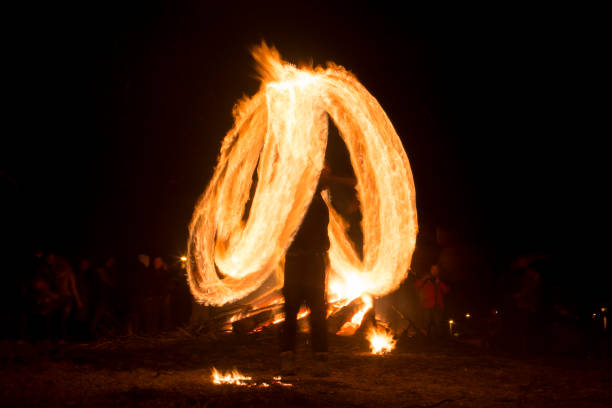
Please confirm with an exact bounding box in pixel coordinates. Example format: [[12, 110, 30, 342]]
[[187, 43, 417, 321], [367, 327, 396, 355], [211, 368, 293, 387], [336, 295, 373, 336], [211, 368, 252, 385]]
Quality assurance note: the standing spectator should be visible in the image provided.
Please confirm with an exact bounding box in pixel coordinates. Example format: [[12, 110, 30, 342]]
[[168, 259, 190, 329], [126, 254, 150, 335], [30, 272, 60, 340], [414, 264, 450, 340], [14, 249, 49, 341], [47, 253, 83, 342], [152, 256, 172, 332], [510, 265, 541, 353], [74, 258, 94, 339], [89, 257, 115, 338]]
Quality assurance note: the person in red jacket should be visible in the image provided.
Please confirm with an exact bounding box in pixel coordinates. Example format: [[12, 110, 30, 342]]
[[414, 264, 450, 339]]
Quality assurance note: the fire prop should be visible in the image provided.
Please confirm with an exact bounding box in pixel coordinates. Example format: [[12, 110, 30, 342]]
[[187, 43, 417, 338]]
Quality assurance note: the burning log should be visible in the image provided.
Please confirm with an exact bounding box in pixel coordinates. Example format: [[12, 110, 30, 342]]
[[326, 297, 366, 334], [231, 309, 275, 335]]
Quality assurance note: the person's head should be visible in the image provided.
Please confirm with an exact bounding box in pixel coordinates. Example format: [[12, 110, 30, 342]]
[[138, 254, 150, 268], [46, 253, 56, 265], [430, 264, 440, 277], [321, 162, 331, 178], [105, 256, 116, 269], [78, 259, 90, 271], [152, 256, 164, 270]]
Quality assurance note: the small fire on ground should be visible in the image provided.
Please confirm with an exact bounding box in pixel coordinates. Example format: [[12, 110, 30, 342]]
[[211, 368, 292, 387], [367, 326, 396, 355]]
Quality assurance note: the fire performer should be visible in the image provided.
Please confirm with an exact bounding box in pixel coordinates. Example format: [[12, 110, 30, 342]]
[[280, 162, 354, 377]]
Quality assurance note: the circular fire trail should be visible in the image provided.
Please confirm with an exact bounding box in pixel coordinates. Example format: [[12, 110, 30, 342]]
[[187, 43, 417, 309]]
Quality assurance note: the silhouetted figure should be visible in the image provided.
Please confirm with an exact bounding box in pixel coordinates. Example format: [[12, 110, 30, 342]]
[[30, 273, 60, 340], [126, 254, 150, 335], [74, 258, 93, 339], [280, 163, 352, 377], [47, 253, 82, 342], [14, 250, 49, 341], [414, 264, 450, 340], [89, 257, 115, 338], [168, 260, 191, 329], [142, 255, 170, 334], [152, 256, 172, 332], [510, 265, 541, 353]]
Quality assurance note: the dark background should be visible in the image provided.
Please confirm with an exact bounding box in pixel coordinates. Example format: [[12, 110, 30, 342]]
[[2, 3, 603, 293]]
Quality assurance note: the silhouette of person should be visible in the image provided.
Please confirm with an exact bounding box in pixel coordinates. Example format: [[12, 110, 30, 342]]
[[414, 264, 450, 340], [280, 163, 336, 377]]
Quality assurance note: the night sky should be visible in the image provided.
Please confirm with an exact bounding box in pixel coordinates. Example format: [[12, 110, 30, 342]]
[[3, 3, 599, 281]]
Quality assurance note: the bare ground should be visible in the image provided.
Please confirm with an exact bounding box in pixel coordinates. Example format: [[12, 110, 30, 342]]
[[1, 330, 610, 408]]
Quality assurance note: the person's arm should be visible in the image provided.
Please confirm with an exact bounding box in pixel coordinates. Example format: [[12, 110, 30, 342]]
[[326, 174, 357, 188], [439, 280, 450, 294], [98, 268, 112, 286], [319, 165, 356, 189], [69, 272, 83, 308], [414, 275, 429, 288]]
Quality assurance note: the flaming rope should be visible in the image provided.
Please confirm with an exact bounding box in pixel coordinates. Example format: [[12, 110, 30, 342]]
[[187, 43, 417, 307]]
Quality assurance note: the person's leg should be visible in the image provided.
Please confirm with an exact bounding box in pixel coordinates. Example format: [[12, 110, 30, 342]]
[[305, 252, 329, 377], [280, 255, 306, 375], [306, 253, 328, 354], [433, 308, 444, 340], [90, 301, 104, 338], [162, 294, 172, 332], [280, 285, 300, 375], [422, 307, 433, 337], [59, 298, 73, 342], [281, 286, 301, 353]]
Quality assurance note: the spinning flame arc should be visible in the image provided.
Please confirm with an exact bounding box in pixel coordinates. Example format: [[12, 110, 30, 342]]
[[187, 43, 417, 312]]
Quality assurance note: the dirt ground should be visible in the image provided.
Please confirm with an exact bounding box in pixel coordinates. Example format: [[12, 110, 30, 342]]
[[1, 329, 610, 408]]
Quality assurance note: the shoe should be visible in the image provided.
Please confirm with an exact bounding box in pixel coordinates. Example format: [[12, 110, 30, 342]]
[[313, 352, 330, 377], [280, 351, 296, 376]]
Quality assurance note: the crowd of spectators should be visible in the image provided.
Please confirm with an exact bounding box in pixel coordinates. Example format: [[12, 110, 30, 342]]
[[1, 250, 192, 343]]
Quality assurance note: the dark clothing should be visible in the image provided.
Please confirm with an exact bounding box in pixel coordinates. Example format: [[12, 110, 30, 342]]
[[422, 307, 445, 338], [288, 182, 330, 254], [281, 176, 331, 353], [414, 277, 450, 310], [414, 275, 450, 338], [281, 252, 328, 353]]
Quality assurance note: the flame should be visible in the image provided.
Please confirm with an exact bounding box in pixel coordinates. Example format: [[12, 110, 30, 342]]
[[335, 295, 373, 336], [211, 368, 252, 385], [211, 368, 293, 387], [187, 42, 417, 315], [367, 327, 396, 355]]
